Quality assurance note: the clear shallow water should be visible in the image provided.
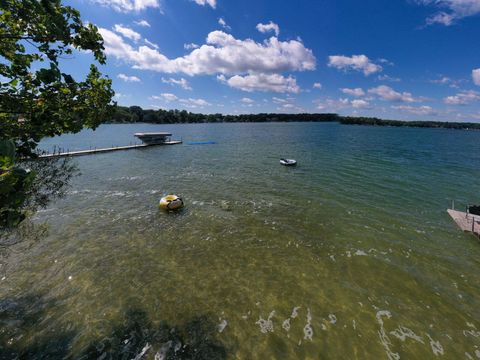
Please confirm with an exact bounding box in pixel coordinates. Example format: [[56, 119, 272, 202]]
[[1, 122, 480, 359]]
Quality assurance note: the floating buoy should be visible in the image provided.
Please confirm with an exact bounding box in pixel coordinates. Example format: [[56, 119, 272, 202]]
[[159, 195, 184, 210]]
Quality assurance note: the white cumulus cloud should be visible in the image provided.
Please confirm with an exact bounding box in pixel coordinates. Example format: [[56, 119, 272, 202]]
[[218, 73, 300, 93], [341, 88, 365, 97], [117, 73, 141, 82], [272, 96, 295, 104], [368, 85, 416, 102], [113, 24, 141, 42], [473, 68, 480, 85], [241, 97, 255, 104], [313, 82, 322, 89], [184, 43, 199, 50], [256, 21, 280, 37], [431, 76, 453, 85], [444, 90, 480, 105], [179, 98, 211, 107], [392, 105, 438, 116], [315, 98, 350, 111], [351, 99, 371, 108], [377, 74, 401, 82], [99, 28, 316, 76], [91, 0, 160, 12], [415, 0, 480, 26], [277, 103, 305, 113], [161, 77, 192, 90], [218, 17, 231, 30], [328, 55, 382, 76], [135, 20, 151, 27], [144, 38, 159, 49], [149, 93, 212, 108], [153, 93, 178, 102], [315, 97, 371, 110], [150, 93, 210, 108], [192, 0, 216, 8]]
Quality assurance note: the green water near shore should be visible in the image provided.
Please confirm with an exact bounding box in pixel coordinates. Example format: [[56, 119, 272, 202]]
[[1, 122, 480, 359]]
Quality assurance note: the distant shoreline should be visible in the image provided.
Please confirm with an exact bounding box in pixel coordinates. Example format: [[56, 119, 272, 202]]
[[108, 106, 480, 131]]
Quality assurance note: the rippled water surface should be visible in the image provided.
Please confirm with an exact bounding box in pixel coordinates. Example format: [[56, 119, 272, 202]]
[[2, 122, 480, 359]]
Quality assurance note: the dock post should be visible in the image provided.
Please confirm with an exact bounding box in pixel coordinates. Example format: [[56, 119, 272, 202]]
[[452, 200, 455, 210]]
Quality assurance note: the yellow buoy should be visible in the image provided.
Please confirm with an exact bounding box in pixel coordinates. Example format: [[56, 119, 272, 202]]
[[159, 194, 184, 210]]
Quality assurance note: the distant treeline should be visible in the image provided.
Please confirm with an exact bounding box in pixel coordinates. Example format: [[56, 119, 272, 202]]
[[110, 106, 338, 124], [109, 106, 480, 130], [340, 116, 480, 130]]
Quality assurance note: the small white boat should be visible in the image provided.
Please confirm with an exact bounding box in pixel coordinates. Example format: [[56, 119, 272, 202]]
[[280, 158, 297, 166]]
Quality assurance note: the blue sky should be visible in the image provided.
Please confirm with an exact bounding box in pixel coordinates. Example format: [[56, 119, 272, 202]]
[[65, 0, 480, 121]]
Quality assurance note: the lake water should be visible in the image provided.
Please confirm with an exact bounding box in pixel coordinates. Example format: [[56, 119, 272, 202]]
[[1, 122, 480, 359]]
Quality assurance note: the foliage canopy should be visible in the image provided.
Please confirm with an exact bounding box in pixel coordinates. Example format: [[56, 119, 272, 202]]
[[0, 0, 115, 157], [0, 0, 115, 229]]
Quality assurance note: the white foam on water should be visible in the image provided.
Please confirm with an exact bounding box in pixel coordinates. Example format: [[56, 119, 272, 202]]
[[217, 319, 228, 333], [154, 341, 172, 360], [37, 208, 57, 213], [463, 329, 480, 338], [352, 320, 357, 331], [475, 349, 480, 358], [291, 307, 300, 319], [303, 324, 313, 340], [355, 250, 367, 256], [390, 326, 424, 344], [256, 311, 275, 333], [465, 352, 474, 360], [107, 176, 144, 181], [376, 310, 400, 360], [133, 343, 151, 360], [303, 308, 313, 341], [283, 306, 301, 332], [328, 314, 337, 325], [426, 334, 444, 356], [329, 255, 336, 262]]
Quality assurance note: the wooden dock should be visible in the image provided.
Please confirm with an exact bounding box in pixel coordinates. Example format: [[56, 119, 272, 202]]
[[447, 209, 480, 236], [39, 141, 182, 158]]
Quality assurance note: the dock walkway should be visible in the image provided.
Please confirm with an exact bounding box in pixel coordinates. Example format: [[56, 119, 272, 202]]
[[447, 209, 480, 236], [39, 141, 182, 158]]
